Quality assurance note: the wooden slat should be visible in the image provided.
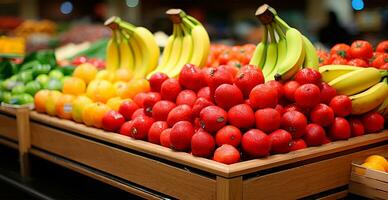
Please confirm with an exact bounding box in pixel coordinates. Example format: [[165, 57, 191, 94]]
[[30, 111, 229, 176], [317, 190, 348, 200], [349, 182, 388, 199], [30, 149, 162, 200], [0, 137, 18, 149], [0, 106, 17, 116], [229, 131, 388, 177], [16, 107, 30, 177], [216, 176, 242, 200], [243, 145, 388, 200], [30, 122, 216, 200], [0, 114, 18, 141]]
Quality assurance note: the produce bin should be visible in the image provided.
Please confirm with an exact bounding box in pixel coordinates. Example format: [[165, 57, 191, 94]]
[[29, 111, 388, 199], [0, 106, 18, 149], [349, 154, 388, 199]]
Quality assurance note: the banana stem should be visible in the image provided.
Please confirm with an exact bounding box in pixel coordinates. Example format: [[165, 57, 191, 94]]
[[381, 70, 388, 78], [182, 17, 196, 29], [274, 22, 286, 39], [274, 16, 291, 30], [267, 24, 276, 44]]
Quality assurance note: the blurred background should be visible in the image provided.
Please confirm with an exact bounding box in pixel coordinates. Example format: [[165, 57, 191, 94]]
[[0, 0, 387, 52]]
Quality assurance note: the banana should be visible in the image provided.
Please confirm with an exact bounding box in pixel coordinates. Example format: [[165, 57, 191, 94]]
[[105, 30, 120, 72], [185, 15, 210, 67], [118, 34, 134, 70], [160, 24, 183, 74], [261, 24, 278, 80], [350, 80, 388, 115], [319, 65, 362, 83], [124, 30, 142, 76], [168, 23, 193, 77], [376, 97, 388, 117], [273, 16, 305, 81], [249, 26, 268, 68], [274, 22, 286, 65], [328, 67, 384, 96], [133, 27, 160, 77], [302, 35, 319, 70]]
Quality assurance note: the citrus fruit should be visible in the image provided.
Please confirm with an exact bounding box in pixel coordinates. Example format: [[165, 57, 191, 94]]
[[113, 81, 131, 99], [82, 102, 110, 128], [127, 79, 150, 98], [45, 91, 62, 116], [86, 80, 116, 103], [365, 155, 388, 171], [106, 97, 125, 111], [115, 68, 133, 82], [62, 77, 86, 95], [73, 63, 98, 84], [55, 94, 75, 120], [34, 90, 50, 113], [361, 162, 385, 172], [72, 95, 93, 123]]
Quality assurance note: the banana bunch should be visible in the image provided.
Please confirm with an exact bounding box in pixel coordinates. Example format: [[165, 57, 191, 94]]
[[250, 4, 319, 81], [147, 9, 210, 78], [104, 16, 160, 79], [320, 65, 388, 115]]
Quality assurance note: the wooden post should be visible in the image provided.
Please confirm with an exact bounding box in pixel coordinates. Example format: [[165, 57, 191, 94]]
[[216, 176, 243, 200], [16, 107, 31, 177]]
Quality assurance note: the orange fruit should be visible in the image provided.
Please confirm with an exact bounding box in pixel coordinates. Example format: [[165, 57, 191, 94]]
[[34, 90, 50, 113], [72, 95, 93, 123], [62, 77, 86, 95], [82, 102, 111, 128], [55, 94, 75, 119], [45, 91, 62, 116], [365, 155, 388, 171], [362, 162, 386, 172], [95, 69, 115, 82], [73, 63, 98, 84], [114, 81, 131, 99], [115, 68, 133, 82], [82, 103, 97, 127], [127, 79, 150, 98], [86, 80, 117, 103], [106, 97, 126, 111]]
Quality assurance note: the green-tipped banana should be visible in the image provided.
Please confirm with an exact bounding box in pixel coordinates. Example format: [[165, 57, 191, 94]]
[[329, 67, 385, 96], [262, 24, 278, 80], [319, 65, 362, 83], [350, 79, 388, 115], [274, 16, 305, 81], [250, 26, 268, 68], [302, 35, 319, 70]]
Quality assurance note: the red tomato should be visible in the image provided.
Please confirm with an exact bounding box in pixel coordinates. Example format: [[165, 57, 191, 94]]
[[369, 53, 388, 68], [317, 50, 331, 66], [330, 43, 351, 59], [331, 57, 348, 65], [347, 58, 368, 67], [227, 59, 242, 68], [380, 63, 388, 70], [218, 52, 232, 65], [376, 40, 388, 53], [349, 40, 373, 60]]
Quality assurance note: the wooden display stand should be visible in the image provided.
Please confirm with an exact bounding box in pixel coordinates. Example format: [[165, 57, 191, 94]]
[[28, 111, 388, 200], [0, 106, 31, 177]]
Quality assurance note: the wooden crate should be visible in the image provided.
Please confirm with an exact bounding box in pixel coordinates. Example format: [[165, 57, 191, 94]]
[[349, 154, 388, 199], [29, 111, 388, 200]]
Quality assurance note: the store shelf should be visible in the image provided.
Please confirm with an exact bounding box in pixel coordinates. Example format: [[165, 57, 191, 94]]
[[28, 111, 388, 199], [0, 107, 18, 149]]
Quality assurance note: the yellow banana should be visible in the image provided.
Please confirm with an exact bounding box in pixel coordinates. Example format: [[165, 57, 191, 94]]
[[168, 23, 193, 77], [118, 35, 134, 70], [319, 65, 362, 83], [133, 27, 160, 77], [105, 30, 120, 72], [350, 80, 388, 115], [328, 67, 383, 95], [160, 24, 183, 74], [302, 35, 319, 70], [185, 15, 210, 67]]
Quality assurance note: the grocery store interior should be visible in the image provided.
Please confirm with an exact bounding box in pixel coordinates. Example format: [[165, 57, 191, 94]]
[[0, 0, 387, 199]]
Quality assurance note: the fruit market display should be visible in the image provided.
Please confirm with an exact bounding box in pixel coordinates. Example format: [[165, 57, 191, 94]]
[[0, 50, 73, 105], [0, 4, 385, 165], [359, 155, 388, 172], [318, 40, 388, 69]]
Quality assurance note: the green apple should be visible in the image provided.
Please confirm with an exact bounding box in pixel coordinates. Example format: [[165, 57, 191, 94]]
[[25, 81, 41, 96], [44, 78, 62, 91], [36, 74, 49, 87], [11, 84, 26, 94], [2, 79, 20, 91], [2, 92, 12, 103], [18, 93, 34, 104], [49, 70, 64, 80], [17, 71, 33, 83]]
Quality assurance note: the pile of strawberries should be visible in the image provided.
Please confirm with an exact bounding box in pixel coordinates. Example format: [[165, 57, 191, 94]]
[[100, 64, 385, 164]]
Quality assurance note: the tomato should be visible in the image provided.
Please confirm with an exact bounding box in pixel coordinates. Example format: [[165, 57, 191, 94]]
[[331, 57, 348, 65], [380, 63, 388, 70], [349, 40, 373, 60], [369, 53, 388, 68], [243, 44, 256, 53], [330, 43, 351, 59], [347, 58, 368, 67], [376, 40, 388, 53], [227, 59, 242, 68], [317, 50, 331, 66], [72, 56, 88, 65], [218, 52, 232, 65]]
